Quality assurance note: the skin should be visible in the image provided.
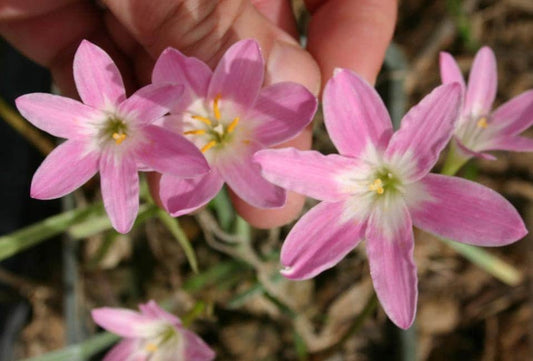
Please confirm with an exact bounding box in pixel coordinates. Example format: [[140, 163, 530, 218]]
[[0, 0, 397, 228]]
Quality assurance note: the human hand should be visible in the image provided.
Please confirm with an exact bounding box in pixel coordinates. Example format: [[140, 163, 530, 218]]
[[0, 0, 397, 228]]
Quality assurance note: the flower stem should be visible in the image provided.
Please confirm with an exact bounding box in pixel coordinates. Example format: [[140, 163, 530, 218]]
[[440, 142, 469, 176]]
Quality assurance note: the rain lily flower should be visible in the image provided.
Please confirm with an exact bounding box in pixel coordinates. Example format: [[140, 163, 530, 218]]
[[151, 39, 317, 216], [92, 300, 215, 361], [440, 46, 533, 164], [16, 40, 209, 233], [254, 69, 527, 329]]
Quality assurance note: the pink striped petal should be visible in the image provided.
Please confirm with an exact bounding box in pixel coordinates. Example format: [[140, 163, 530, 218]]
[[281, 201, 365, 280], [323, 69, 393, 157], [491, 90, 533, 136], [31, 140, 98, 199], [486, 136, 533, 152], [249, 82, 317, 146], [365, 201, 417, 329], [160, 169, 224, 217], [15, 93, 101, 139], [182, 329, 216, 361], [253, 148, 355, 202], [439, 52, 466, 93], [100, 151, 139, 234], [464, 46, 497, 117], [73, 40, 126, 109], [102, 339, 143, 361], [118, 84, 183, 126], [454, 137, 497, 160], [92, 308, 163, 338], [135, 125, 209, 177], [410, 174, 527, 246], [139, 300, 181, 327], [216, 143, 286, 209], [208, 39, 264, 115], [385, 83, 461, 181]]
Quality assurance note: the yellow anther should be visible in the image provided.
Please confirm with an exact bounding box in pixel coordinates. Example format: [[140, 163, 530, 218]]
[[183, 129, 207, 135], [112, 132, 127, 145], [213, 94, 222, 121], [369, 178, 384, 195], [477, 117, 488, 129], [201, 140, 217, 153], [227, 117, 239, 133], [191, 115, 212, 126], [145, 342, 158, 353]]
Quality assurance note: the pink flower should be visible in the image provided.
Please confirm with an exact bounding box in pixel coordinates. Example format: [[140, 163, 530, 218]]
[[92, 300, 215, 361], [254, 69, 527, 329], [440, 46, 533, 159], [16, 40, 209, 233], [151, 39, 317, 216]]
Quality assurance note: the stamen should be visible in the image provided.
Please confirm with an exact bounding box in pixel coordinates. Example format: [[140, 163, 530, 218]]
[[213, 94, 222, 121], [112, 132, 127, 145], [145, 342, 158, 353], [477, 116, 488, 129], [183, 129, 207, 135], [192, 115, 212, 126], [369, 178, 384, 195], [227, 117, 239, 133], [201, 140, 217, 153]]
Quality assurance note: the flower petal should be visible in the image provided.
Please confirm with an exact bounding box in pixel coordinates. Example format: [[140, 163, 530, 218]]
[[365, 201, 417, 329], [410, 174, 527, 246], [92, 307, 164, 338], [208, 39, 264, 115], [486, 136, 533, 152], [160, 169, 224, 217], [216, 142, 286, 208], [439, 52, 466, 93], [139, 300, 182, 327], [102, 339, 142, 361], [454, 137, 497, 160], [31, 140, 98, 199], [73, 40, 126, 109], [491, 89, 533, 136], [253, 148, 355, 202], [118, 84, 184, 126], [385, 83, 461, 181], [15, 93, 101, 139], [281, 201, 365, 280], [323, 69, 393, 157], [249, 82, 317, 146], [182, 329, 216, 361], [135, 125, 209, 177], [464, 46, 497, 117], [100, 151, 139, 234]]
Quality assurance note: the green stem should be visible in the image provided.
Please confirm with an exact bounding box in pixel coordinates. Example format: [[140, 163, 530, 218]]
[[441, 142, 470, 175]]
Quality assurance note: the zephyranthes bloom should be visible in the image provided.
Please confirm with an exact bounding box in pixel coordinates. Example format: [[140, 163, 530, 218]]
[[92, 300, 215, 361], [440, 46, 533, 160], [152, 39, 317, 216], [16, 40, 209, 233], [255, 69, 527, 329]]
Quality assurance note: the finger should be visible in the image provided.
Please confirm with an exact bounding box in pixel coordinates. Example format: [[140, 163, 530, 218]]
[[305, 0, 397, 84], [250, 0, 298, 38]]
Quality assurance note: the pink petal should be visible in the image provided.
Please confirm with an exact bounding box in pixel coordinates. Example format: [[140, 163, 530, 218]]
[[139, 300, 182, 327], [486, 136, 533, 152], [253, 148, 355, 202], [118, 84, 184, 126], [385, 83, 461, 181], [454, 137, 497, 160], [464, 46, 497, 117], [73, 40, 126, 109], [100, 151, 139, 234], [439, 52, 466, 93], [15, 93, 101, 139], [182, 329, 216, 361], [160, 169, 224, 217], [249, 82, 317, 146], [91, 307, 163, 338], [208, 39, 264, 115], [216, 142, 286, 209], [281, 201, 365, 280], [491, 89, 533, 136], [410, 174, 527, 246], [322, 69, 393, 157], [102, 339, 143, 361], [365, 201, 417, 329], [152, 47, 212, 98], [31, 140, 98, 199], [135, 125, 209, 177]]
